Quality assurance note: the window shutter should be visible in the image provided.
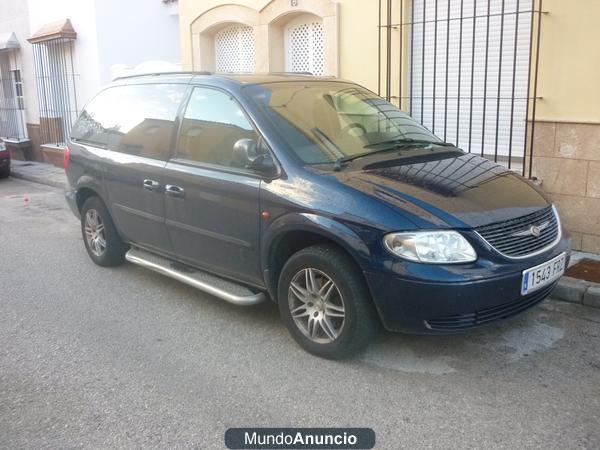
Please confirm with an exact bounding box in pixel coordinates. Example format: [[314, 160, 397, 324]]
[[410, 0, 532, 160], [215, 25, 255, 73], [286, 20, 325, 76]]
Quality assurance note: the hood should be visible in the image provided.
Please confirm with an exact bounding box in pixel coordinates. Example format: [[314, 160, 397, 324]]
[[334, 152, 549, 228]]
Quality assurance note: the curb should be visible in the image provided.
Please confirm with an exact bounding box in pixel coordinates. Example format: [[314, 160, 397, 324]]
[[9, 169, 68, 191], [552, 276, 600, 309]]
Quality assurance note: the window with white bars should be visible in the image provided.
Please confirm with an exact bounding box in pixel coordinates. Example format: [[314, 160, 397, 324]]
[[409, 0, 532, 162], [32, 38, 79, 146], [0, 51, 27, 141], [215, 25, 255, 73], [285, 17, 325, 76]]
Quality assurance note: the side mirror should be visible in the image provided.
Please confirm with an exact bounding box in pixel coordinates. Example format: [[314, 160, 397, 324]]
[[233, 138, 277, 176]]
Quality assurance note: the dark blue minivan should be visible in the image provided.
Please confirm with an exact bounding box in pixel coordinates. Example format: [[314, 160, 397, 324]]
[[65, 73, 571, 358]]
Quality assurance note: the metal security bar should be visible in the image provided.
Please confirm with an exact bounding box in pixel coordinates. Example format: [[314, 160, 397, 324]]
[[31, 37, 78, 146], [377, 0, 543, 178], [0, 50, 28, 141]]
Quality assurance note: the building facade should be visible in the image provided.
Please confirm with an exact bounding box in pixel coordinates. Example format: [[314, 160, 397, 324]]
[[178, 0, 600, 253], [0, 0, 180, 164]]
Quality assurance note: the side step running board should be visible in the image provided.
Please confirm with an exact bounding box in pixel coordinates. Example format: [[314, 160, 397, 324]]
[[125, 247, 266, 306]]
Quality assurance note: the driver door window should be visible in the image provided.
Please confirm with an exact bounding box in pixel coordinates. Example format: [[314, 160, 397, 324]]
[[177, 87, 258, 169]]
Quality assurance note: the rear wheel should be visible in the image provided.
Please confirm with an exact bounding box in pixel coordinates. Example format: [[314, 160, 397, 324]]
[[278, 245, 379, 359], [0, 169, 9, 179], [80, 196, 127, 267]]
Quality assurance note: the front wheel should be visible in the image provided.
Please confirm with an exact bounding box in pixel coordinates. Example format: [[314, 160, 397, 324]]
[[278, 245, 380, 359], [80, 196, 127, 267]]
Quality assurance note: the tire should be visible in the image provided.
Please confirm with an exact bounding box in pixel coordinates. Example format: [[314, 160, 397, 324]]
[[0, 169, 9, 179], [80, 196, 127, 267], [278, 244, 380, 359]]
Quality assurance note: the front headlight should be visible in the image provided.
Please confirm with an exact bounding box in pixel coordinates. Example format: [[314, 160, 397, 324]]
[[383, 231, 477, 263]]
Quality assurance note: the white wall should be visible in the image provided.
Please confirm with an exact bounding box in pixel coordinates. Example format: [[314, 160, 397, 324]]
[[94, 0, 181, 86], [5, 0, 180, 123], [0, 0, 38, 123], [27, 0, 101, 110]]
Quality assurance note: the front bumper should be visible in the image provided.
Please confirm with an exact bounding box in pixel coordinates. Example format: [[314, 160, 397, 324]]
[[0, 157, 10, 171], [364, 232, 571, 334]]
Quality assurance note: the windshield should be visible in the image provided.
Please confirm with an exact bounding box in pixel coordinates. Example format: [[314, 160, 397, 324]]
[[244, 81, 443, 165]]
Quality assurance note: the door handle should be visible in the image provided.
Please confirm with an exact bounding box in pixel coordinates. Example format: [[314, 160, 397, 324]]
[[165, 184, 185, 198], [143, 179, 160, 191]]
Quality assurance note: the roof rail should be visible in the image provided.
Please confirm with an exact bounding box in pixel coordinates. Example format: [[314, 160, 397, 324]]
[[269, 71, 314, 76], [114, 71, 212, 80]]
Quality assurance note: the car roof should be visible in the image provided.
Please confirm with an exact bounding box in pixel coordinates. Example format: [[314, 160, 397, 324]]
[[211, 73, 339, 84], [111, 71, 343, 87]]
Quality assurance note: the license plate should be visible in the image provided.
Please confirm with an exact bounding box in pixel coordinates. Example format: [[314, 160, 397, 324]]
[[521, 252, 566, 296]]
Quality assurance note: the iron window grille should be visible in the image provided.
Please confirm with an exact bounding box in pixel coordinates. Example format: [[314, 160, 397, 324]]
[[0, 50, 28, 141], [377, 0, 543, 178], [31, 37, 79, 147]]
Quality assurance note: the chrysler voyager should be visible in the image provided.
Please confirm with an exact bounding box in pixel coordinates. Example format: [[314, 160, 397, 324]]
[[65, 73, 571, 358]]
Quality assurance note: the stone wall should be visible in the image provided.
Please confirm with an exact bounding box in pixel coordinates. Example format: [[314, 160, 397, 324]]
[[532, 121, 600, 253]]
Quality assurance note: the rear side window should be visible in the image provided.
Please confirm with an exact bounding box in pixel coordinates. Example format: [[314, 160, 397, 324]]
[[72, 83, 186, 160], [71, 88, 120, 147], [176, 87, 258, 168]]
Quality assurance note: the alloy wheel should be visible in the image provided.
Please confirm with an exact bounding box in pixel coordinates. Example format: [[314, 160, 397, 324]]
[[84, 208, 107, 257], [288, 268, 346, 344]]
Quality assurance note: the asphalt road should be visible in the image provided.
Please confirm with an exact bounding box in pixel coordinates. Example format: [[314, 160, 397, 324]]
[[1, 177, 599, 449]]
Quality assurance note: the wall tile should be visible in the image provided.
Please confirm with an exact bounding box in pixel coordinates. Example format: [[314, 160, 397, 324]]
[[555, 123, 600, 161], [587, 161, 600, 198], [582, 234, 600, 254], [532, 156, 588, 196], [569, 231, 583, 251], [551, 194, 600, 235], [530, 121, 556, 157]]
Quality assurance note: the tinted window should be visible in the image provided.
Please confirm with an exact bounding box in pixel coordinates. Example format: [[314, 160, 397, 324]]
[[72, 83, 186, 160], [177, 87, 257, 168]]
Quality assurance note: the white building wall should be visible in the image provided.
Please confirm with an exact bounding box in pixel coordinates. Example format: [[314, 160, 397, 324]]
[[26, 0, 180, 109], [27, 0, 101, 110], [94, 0, 181, 86], [2, 0, 180, 130], [0, 0, 38, 123]]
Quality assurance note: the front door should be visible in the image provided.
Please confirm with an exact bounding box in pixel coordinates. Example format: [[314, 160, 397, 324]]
[[163, 86, 263, 285]]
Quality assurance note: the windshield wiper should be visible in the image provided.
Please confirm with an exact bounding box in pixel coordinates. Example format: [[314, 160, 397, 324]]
[[332, 138, 456, 171], [333, 147, 399, 171], [363, 137, 455, 149]]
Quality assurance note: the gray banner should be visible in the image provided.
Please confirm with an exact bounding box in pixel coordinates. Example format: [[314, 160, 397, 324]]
[[225, 428, 376, 449]]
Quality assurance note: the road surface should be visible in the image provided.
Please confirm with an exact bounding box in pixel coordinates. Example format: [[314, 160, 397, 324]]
[[1, 177, 599, 449]]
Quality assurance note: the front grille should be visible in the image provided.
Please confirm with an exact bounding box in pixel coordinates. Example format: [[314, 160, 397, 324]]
[[475, 206, 559, 258], [425, 282, 556, 331]]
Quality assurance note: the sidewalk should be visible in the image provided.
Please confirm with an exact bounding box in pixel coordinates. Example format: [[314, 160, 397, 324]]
[[555, 252, 600, 309], [10, 160, 68, 190], [6, 159, 600, 310]]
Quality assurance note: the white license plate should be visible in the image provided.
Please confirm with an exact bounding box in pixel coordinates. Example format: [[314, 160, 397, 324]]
[[521, 252, 566, 296]]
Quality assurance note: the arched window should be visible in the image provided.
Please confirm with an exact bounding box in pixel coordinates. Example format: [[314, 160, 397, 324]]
[[214, 24, 255, 73], [284, 16, 324, 76]]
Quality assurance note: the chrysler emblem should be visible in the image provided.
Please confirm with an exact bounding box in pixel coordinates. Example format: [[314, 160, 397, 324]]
[[512, 221, 549, 238]]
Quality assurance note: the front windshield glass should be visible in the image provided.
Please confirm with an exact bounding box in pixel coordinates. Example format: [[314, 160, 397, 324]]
[[244, 81, 442, 164]]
